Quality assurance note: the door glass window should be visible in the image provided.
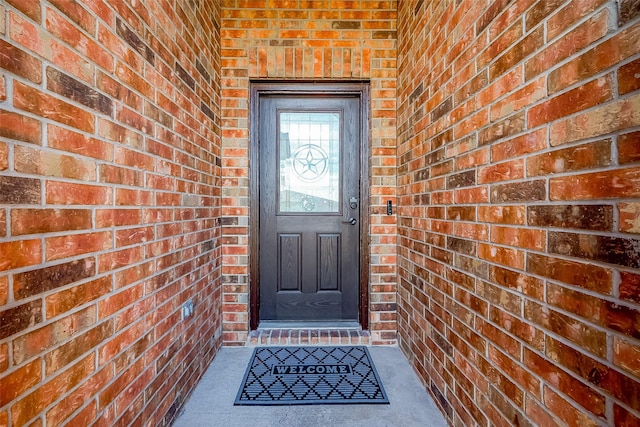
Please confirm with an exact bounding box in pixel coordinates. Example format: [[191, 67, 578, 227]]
[[278, 112, 341, 213]]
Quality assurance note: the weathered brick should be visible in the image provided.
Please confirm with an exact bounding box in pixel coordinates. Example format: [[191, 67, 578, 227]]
[[620, 271, 640, 304], [14, 81, 95, 133], [547, 0, 607, 40], [549, 24, 640, 94], [12, 306, 95, 366], [0, 141, 6, 174], [546, 283, 608, 325], [0, 110, 42, 144], [0, 39, 42, 83], [491, 129, 546, 162], [549, 231, 640, 268], [619, 0, 640, 24], [10, 8, 94, 82], [525, 0, 564, 29], [176, 62, 195, 90], [11, 354, 95, 426], [45, 231, 112, 261], [527, 139, 612, 176], [46, 67, 113, 115], [116, 105, 154, 136], [0, 359, 41, 407], [13, 258, 95, 299], [615, 403, 640, 426], [525, 301, 606, 357], [46, 181, 112, 205], [543, 386, 600, 426], [95, 208, 143, 228], [476, 0, 511, 35], [478, 205, 526, 225], [0, 240, 41, 272], [0, 176, 41, 204], [45, 321, 113, 375], [548, 335, 640, 415], [446, 170, 476, 189], [98, 357, 145, 410], [0, 276, 7, 306], [491, 180, 545, 202], [604, 302, 640, 340], [479, 112, 525, 146], [479, 19, 524, 71], [116, 18, 155, 64], [431, 96, 452, 122], [550, 168, 640, 200], [489, 27, 544, 80], [12, 208, 92, 236], [478, 243, 524, 270], [48, 0, 96, 34], [48, 124, 113, 161], [446, 206, 476, 222], [529, 75, 613, 128], [528, 204, 613, 232], [491, 225, 545, 250], [618, 57, 640, 95], [619, 131, 640, 164], [45, 7, 113, 71], [525, 395, 562, 427], [6, 0, 41, 22], [97, 70, 143, 110], [0, 300, 42, 340], [478, 159, 524, 184], [46, 276, 112, 318], [526, 7, 609, 81], [46, 372, 105, 427], [14, 145, 97, 180], [490, 76, 546, 121], [550, 93, 640, 145]]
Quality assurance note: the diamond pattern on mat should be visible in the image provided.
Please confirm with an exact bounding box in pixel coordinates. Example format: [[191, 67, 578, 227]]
[[235, 346, 389, 405]]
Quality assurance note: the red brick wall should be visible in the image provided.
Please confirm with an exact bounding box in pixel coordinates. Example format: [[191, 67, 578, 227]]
[[397, 0, 640, 426], [0, 1, 222, 425], [220, 0, 398, 345]]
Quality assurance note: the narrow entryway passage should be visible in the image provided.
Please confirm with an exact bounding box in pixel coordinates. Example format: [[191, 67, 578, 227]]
[[174, 346, 447, 427]]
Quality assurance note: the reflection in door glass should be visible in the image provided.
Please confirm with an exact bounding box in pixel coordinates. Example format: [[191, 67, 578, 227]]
[[279, 112, 340, 213]]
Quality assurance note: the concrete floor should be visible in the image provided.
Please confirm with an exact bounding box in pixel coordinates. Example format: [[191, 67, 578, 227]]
[[174, 346, 448, 427]]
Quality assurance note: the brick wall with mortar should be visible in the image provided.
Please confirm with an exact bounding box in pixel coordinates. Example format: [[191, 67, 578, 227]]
[[220, 0, 399, 345], [0, 1, 222, 425], [397, 0, 640, 426]]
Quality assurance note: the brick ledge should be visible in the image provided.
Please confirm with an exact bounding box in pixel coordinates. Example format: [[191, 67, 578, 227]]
[[246, 329, 371, 347]]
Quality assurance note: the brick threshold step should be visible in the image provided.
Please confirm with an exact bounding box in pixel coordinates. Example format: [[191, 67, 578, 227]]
[[247, 328, 370, 347]]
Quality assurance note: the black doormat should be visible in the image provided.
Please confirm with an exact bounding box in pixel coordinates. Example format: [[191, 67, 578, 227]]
[[234, 346, 389, 405]]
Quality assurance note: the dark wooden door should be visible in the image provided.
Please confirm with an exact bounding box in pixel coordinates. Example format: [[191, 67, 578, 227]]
[[259, 96, 360, 321]]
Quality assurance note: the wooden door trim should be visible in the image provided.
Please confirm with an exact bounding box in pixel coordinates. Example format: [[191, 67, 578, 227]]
[[249, 81, 370, 330]]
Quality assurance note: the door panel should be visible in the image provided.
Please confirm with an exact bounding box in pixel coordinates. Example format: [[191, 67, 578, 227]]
[[278, 234, 301, 291], [259, 96, 360, 322], [318, 233, 340, 291]]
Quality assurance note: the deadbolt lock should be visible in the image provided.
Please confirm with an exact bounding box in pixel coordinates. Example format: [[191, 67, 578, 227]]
[[349, 197, 358, 210]]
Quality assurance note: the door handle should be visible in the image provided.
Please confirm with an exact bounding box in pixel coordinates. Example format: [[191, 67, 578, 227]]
[[343, 217, 357, 225]]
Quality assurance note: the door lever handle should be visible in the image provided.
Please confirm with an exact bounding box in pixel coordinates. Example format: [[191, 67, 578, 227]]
[[343, 217, 357, 225]]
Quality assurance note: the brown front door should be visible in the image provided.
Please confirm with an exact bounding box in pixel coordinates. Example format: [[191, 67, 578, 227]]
[[259, 95, 361, 322]]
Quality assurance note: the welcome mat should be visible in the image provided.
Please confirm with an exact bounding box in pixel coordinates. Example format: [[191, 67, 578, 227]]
[[234, 346, 389, 405]]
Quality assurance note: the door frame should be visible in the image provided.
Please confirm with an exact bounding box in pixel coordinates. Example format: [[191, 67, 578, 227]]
[[249, 81, 370, 330]]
